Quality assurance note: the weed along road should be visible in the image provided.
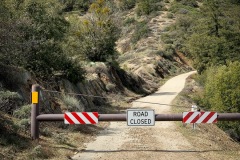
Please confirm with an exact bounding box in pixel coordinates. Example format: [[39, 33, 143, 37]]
[[72, 71, 203, 160]]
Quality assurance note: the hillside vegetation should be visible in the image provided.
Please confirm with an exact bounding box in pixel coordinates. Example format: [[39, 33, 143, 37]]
[[0, 0, 239, 159], [0, 0, 192, 159], [162, 0, 240, 141]]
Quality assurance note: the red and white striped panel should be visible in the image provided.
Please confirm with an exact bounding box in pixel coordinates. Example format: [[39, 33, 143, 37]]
[[64, 112, 98, 124], [183, 112, 217, 123]]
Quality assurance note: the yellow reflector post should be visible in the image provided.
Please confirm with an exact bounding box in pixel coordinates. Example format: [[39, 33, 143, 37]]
[[32, 92, 39, 104]]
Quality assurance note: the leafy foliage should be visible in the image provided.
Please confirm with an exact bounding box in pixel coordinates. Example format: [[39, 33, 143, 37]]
[[166, 0, 240, 73], [61, 95, 84, 111], [118, 0, 136, 10], [175, 0, 198, 8], [136, 0, 162, 16], [200, 62, 240, 140], [131, 20, 150, 43], [60, 0, 93, 12], [0, 1, 85, 83], [13, 105, 31, 119], [68, 0, 120, 62], [167, 0, 240, 140]]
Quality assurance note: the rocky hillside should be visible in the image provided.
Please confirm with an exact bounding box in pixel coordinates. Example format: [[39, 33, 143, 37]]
[[0, 0, 193, 159], [0, 0, 192, 116]]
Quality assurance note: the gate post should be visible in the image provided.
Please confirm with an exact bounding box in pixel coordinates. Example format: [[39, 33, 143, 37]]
[[31, 84, 40, 140]]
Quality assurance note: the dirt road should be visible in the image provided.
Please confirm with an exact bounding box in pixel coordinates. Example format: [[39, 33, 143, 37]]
[[72, 71, 201, 160]]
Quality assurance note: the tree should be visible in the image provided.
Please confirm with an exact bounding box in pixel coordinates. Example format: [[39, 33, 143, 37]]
[[0, 1, 85, 83], [203, 62, 240, 140], [185, 0, 240, 73], [72, 0, 119, 62], [59, 0, 93, 12], [0, 0, 24, 66], [136, 0, 161, 16]]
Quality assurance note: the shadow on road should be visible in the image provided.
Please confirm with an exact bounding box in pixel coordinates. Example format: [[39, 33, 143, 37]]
[[79, 149, 229, 153], [149, 92, 177, 96]]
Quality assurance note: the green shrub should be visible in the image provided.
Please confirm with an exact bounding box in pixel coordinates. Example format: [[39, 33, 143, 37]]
[[61, 0, 92, 12], [131, 21, 150, 43], [169, 1, 199, 13], [0, 1, 85, 83], [62, 95, 84, 112], [166, 13, 174, 19], [118, 0, 136, 10], [13, 104, 31, 119], [136, 0, 161, 16], [41, 127, 52, 137], [202, 62, 240, 140], [176, 0, 198, 8], [54, 133, 68, 144], [17, 119, 30, 133], [106, 83, 116, 91], [163, 45, 175, 59], [124, 17, 136, 25], [30, 145, 53, 159], [0, 91, 20, 99], [71, 0, 119, 62]]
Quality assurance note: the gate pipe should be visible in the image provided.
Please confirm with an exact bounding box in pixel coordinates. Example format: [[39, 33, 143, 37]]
[[36, 113, 240, 121]]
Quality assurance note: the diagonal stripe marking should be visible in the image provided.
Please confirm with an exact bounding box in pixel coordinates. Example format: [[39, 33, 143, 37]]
[[66, 112, 79, 124], [191, 112, 201, 123], [78, 113, 91, 124], [93, 112, 99, 118], [196, 112, 209, 123], [186, 112, 200, 123], [82, 112, 95, 124], [207, 112, 217, 123], [213, 113, 218, 123], [202, 112, 215, 123], [183, 112, 194, 123], [88, 112, 98, 123], [72, 112, 85, 124], [64, 113, 74, 124]]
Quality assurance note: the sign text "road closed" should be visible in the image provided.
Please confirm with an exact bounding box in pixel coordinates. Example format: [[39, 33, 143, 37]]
[[127, 109, 155, 126]]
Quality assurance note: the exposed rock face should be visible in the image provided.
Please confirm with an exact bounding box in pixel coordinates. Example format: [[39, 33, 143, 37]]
[[0, 63, 153, 114], [0, 58, 192, 115]]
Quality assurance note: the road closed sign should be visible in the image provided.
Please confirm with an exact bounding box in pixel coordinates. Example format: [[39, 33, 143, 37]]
[[127, 109, 155, 126]]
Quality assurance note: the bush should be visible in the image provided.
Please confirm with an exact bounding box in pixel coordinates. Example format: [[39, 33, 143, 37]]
[[71, 0, 120, 62], [166, 13, 174, 19], [0, 1, 85, 83], [136, 0, 161, 16], [203, 62, 240, 140], [106, 83, 116, 91], [13, 104, 31, 119], [54, 133, 68, 144], [176, 0, 198, 8], [163, 45, 175, 59], [30, 145, 53, 159], [61, 95, 84, 112], [131, 21, 150, 43], [0, 91, 20, 99], [41, 127, 52, 137], [118, 0, 136, 10], [124, 17, 136, 25], [16, 119, 30, 133]]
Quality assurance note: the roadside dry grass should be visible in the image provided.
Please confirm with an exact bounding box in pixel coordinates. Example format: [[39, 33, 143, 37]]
[[0, 110, 110, 160], [171, 74, 240, 159]]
